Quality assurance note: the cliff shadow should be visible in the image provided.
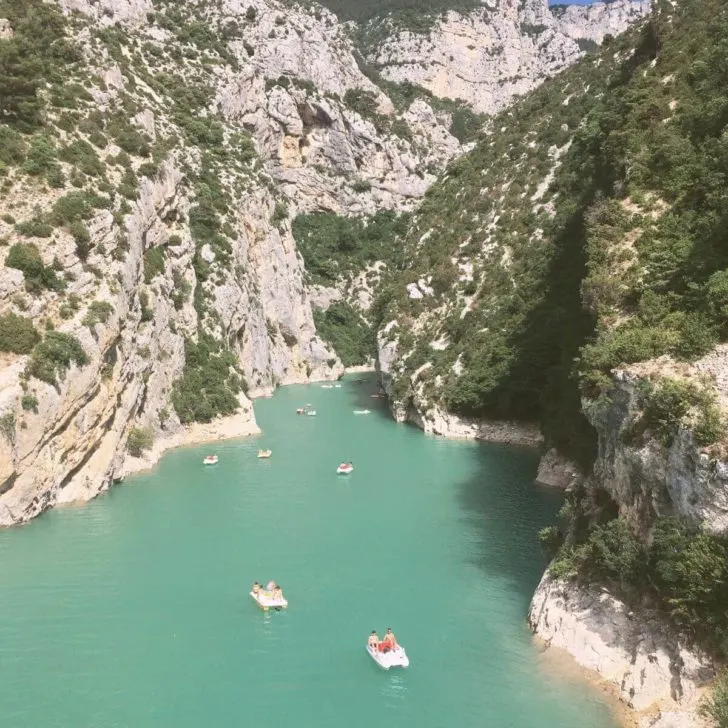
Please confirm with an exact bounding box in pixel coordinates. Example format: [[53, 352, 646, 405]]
[[455, 442, 563, 611]]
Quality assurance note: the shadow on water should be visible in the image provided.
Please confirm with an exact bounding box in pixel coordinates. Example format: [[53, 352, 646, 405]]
[[456, 442, 563, 610], [344, 372, 390, 415]]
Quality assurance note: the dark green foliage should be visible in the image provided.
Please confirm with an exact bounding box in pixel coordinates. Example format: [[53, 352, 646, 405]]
[[314, 302, 375, 367], [0, 312, 40, 354], [82, 301, 113, 329], [382, 0, 728, 466], [21, 134, 64, 187], [170, 269, 191, 310], [143, 247, 166, 283], [0, 0, 80, 129], [0, 125, 26, 171], [15, 217, 53, 238], [21, 394, 38, 413], [701, 671, 728, 728], [171, 336, 246, 424], [271, 202, 288, 224], [26, 331, 88, 386], [625, 378, 725, 448], [126, 427, 153, 458], [5, 243, 63, 293], [58, 139, 104, 177], [553, 516, 728, 656], [292, 210, 408, 285]]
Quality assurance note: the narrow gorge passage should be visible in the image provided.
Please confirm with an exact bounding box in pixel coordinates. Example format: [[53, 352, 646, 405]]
[[0, 376, 616, 728]]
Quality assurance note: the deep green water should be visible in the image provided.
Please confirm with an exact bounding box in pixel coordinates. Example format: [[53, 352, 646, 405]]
[[0, 376, 616, 728]]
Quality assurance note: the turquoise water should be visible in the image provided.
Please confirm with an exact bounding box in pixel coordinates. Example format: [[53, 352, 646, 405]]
[[0, 376, 616, 728]]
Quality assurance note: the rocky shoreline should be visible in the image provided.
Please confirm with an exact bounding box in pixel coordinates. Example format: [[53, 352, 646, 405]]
[[528, 571, 716, 728]]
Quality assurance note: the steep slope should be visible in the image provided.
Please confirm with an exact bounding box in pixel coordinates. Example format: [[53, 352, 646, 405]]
[[0, 0, 466, 525], [363, 0, 651, 114], [376, 0, 728, 720]]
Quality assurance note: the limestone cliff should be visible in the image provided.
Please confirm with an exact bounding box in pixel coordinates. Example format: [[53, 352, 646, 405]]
[[529, 571, 714, 728], [0, 0, 462, 525], [367, 0, 650, 114]]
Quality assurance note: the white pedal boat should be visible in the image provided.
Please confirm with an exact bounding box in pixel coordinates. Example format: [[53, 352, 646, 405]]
[[367, 644, 409, 670], [250, 590, 288, 611], [337, 464, 354, 474], [353, 409, 370, 415], [203, 455, 218, 465], [320, 384, 333, 389]]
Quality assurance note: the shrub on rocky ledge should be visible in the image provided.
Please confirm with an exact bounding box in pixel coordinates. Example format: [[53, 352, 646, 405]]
[[701, 670, 728, 728], [126, 427, 153, 458], [171, 335, 245, 424], [26, 331, 88, 386], [0, 313, 41, 354]]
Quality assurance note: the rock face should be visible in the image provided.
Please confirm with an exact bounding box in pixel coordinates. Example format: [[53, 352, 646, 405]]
[[369, 0, 651, 114], [587, 363, 728, 536], [535, 449, 581, 489], [529, 572, 715, 716]]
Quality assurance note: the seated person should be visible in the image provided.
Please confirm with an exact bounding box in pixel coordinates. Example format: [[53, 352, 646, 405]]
[[368, 631, 379, 650], [273, 586, 283, 601], [265, 580, 276, 592], [382, 628, 397, 649], [252, 582, 261, 595]]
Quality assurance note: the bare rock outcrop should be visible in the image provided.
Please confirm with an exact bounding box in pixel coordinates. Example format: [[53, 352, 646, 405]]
[[529, 571, 715, 718], [369, 0, 651, 114]]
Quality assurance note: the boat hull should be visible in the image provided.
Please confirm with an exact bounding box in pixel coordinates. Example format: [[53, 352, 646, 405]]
[[250, 591, 288, 611], [366, 644, 409, 670]]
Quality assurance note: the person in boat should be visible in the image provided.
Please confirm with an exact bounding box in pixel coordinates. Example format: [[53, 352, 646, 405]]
[[252, 582, 261, 595], [273, 585, 283, 601], [265, 580, 276, 592], [368, 630, 379, 651], [381, 627, 397, 651]]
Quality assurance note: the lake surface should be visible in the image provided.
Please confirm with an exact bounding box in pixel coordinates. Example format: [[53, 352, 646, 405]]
[[0, 375, 617, 728]]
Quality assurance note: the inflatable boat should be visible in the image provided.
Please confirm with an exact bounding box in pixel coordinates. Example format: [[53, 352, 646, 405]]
[[337, 463, 354, 474], [366, 643, 409, 670], [203, 455, 218, 465]]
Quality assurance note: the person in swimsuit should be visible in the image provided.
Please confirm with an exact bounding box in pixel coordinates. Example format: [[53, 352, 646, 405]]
[[382, 628, 397, 650], [252, 582, 261, 595], [368, 630, 379, 651], [273, 585, 283, 601]]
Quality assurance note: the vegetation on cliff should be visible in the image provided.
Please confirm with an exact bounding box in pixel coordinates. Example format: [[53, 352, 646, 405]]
[[378, 0, 728, 465], [542, 514, 728, 658]]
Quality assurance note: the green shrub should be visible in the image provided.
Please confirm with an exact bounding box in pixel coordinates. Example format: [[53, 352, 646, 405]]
[[21, 394, 38, 413], [0, 0, 80, 129], [313, 302, 374, 367], [82, 301, 113, 329], [126, 427, 153, 458], [59, 139, 104, 177], [271, 202, 288, 224], [0, 412, 15, 443], [21, 134, 64, 186], [26, 331, 88, 386], [5, 242, 63, 293], [16, 217, 53, 238], [701, 671, 728, 728], [292, 210, 408, 285], [0, 313, 40, 354], [143, 247, 166, 283], [628, 379, 725, 448], [171, 335, 245, 423]]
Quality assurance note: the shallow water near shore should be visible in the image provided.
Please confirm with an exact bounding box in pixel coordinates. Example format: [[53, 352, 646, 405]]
[[0, 375, 617, 728]]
